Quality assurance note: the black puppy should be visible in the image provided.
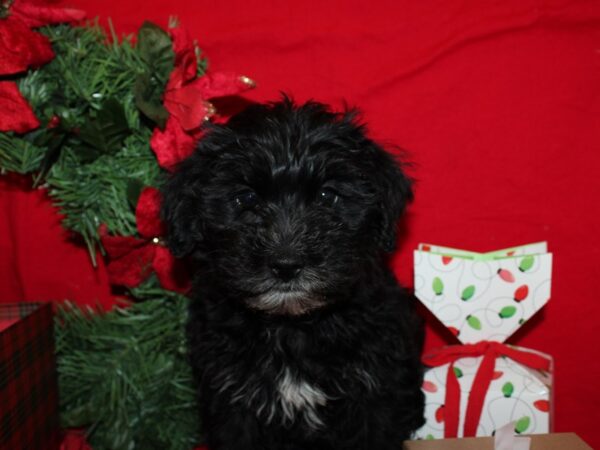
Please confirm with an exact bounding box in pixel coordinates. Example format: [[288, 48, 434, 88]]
[[162, 98, 425, 450]]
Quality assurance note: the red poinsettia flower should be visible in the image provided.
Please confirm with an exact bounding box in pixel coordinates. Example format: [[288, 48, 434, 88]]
[[9, 0, 85, 28], [0, 0, 85, 133], [150, 116, 201, 171], [100, 187, 190, 292], [150, 26, 255, 171], [60, 429, 93, 450], [0, 18, 54, 75], [0, 81, 40, 132]]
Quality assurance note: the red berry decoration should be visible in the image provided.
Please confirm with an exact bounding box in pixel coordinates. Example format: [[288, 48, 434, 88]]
[[514, 284, 529, 302], [498, 268, 515, 283], [435, 405, 445, 423], [422, 381, 438, 393], [442, 255, 453, 265], [422, 245, 431, 252], [534, 400, 550, 412], [492, 371, 504, 380]]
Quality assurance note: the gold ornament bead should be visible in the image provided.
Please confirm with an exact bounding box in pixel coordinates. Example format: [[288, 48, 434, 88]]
[[239, 76, 256, 88], [204, 101, 217, 121]]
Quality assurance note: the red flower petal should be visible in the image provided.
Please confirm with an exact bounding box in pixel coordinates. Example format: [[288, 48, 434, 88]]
[[169, 27, 197, 84], [163, 84, 213, 130], [136, 187, 165, 238], [164, 70, 255, 131], [492, 370, 504, 380], [165, 56, 196, 92], [100, 225, 146, 258], [0, 18, 54, 75], [60, 428, 93, 450], [192, 72, 256, 99], [150, 117, 199, 171], [102, 236, 155, 287], [11, 0, 85, 28], [153, 246, 191, 293], [0, 81, 40, 133]]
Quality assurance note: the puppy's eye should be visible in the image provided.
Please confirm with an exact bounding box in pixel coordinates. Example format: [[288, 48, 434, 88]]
[[317, 187, 339, 207], [234, 191, 259, 209]]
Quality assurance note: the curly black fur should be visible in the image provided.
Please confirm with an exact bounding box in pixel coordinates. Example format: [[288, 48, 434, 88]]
[[162, 98, 425, 450]]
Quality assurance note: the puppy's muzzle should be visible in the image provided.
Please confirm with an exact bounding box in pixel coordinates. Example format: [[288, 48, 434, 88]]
[[247, 290, 326, 316]]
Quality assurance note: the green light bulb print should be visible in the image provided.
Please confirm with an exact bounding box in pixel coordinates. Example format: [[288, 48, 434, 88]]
[[519, 255, 535, 272], [499, 306, 517, 319], [514, 416, 531, 434], [461, 285, 475, 301], [433, 277, 444, 295], [466, 315, 482, 330], [502, 382, 514, 397]]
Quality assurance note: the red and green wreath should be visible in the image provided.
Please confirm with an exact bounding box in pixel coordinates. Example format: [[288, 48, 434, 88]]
[[0, 1, 255, 448]]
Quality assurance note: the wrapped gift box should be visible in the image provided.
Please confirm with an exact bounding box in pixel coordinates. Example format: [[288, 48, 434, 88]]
[[0, 303, 59, 450], [413, 243, 553, 439], [418, 346, 553, 438]]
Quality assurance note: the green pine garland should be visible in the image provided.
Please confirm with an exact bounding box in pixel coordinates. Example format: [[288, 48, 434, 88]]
[[56, 284, 201, 450], [0, 19, 207, 449], [1, 20, 206, 257]]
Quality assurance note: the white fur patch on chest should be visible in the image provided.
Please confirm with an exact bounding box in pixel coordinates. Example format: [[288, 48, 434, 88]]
[[277, 368, 328, 429]]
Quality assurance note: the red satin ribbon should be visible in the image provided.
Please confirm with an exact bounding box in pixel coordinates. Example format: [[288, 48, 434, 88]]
[[422, 341, 551, 438]]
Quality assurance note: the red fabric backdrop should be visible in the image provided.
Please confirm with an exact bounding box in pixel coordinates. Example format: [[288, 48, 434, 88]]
[[1, 0, 600, 446]]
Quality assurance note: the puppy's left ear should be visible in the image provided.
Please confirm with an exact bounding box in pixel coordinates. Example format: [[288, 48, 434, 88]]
[[161, 163, 202, 258], [374, 147, 414, 253]]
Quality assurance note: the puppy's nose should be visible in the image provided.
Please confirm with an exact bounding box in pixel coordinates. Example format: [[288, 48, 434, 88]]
[[270, 256, 303, 281]]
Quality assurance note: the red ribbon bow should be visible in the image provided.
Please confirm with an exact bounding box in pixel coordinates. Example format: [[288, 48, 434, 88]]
[[422, 341, 551, 438]]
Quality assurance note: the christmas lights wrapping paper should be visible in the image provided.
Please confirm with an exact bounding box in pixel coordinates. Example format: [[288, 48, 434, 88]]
[[0, 303, 59, 450], [413, 243, 553, 439], [415, 346, 553, 439], [414, 242, 552, 344]]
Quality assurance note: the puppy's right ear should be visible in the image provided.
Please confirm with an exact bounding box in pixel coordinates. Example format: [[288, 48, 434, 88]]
[[161, 168, 201, 258], [374, 147, 414, 253]]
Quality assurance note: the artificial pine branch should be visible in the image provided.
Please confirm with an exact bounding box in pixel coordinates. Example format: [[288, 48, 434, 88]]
[[55, 282, 202, 450], [0, 133, 46, 174]]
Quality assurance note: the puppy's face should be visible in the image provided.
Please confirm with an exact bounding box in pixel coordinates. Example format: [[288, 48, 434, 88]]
[[163, 100, 412, 315]]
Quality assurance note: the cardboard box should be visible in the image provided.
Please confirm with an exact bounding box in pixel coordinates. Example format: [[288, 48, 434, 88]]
[[0, 303, 59, 450], [404, 433, 592, 450]]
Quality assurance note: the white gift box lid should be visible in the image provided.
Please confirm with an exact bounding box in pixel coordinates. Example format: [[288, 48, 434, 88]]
[[414, 242, 552, 344]]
